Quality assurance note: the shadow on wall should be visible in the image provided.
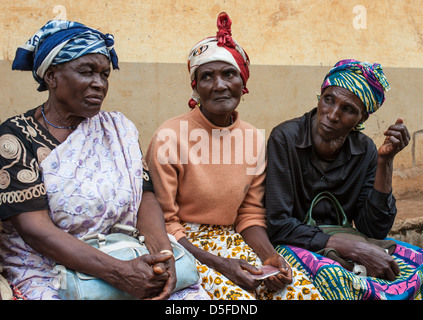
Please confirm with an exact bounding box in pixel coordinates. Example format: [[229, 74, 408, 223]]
[[412, 130, 423, 167]]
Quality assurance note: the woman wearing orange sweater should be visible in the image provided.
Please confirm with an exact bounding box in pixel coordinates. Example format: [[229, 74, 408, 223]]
[[146, 12, 320, 300]]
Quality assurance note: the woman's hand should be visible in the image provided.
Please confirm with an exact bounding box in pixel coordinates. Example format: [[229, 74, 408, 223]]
[[137, 190, 178, 299], [378, 118, 410, 160], [216, 254, 293, 292], [116, 252, 174, 300], [240, 225, 293, 291], [149, 252, 177, 300], [178, 237, 263, 291], [326, 236, 400, 280], [217, 256, 263, 291], [10, 210, 176, 300], [261, 253, 293, 291], [374, 118, 410, 194], [353, 242, 400, 280]]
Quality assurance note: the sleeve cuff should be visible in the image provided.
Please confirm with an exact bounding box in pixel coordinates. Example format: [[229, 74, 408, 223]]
[[309, 230, 331, 252], [369, 188, 396, 215]]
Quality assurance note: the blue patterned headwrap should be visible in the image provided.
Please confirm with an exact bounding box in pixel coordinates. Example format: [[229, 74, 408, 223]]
[[321, 59, 390, 131], [12, 20, 119, 91]]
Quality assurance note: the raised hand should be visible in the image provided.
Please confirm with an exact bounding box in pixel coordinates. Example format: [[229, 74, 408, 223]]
[[378, 118, 410, 159]]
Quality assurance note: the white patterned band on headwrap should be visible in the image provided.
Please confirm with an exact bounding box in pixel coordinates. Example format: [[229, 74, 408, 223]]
[[188, 37, 246, 103]]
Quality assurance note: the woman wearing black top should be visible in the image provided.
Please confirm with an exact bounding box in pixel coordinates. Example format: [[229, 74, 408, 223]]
[[266, 59, 423, 300]]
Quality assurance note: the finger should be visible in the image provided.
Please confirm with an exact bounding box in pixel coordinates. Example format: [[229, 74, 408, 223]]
[[279, 266, 293, 283], [394, 118, 410, 144], [384, 119, 404, 135], [385, 120, 410, 146], [386, 135, 401, 149], [141, 252, 173, 266], [152, 262, 167, 275], [149, 292, 168, 301], [399, 123, 411, 145], [384, 268, 397, 282], [149, 278, 174, 300], [381, 135, 403, 154], [279, 267, 293, 284], [385, 127, 409, 147], [152, 256, 175, 275], [278, 257, 291, 273], [264, 275, 286, 291], [145, 286, 170, 301], [384, 128, 403, 142], [268, 255, 286, 271], [391, 259, 400, 275], [241, 262, 262, 275]]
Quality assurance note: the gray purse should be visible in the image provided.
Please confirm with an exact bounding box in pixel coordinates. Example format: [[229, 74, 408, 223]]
[[55, 224, 199, 300], [0, 266, 13, 300]]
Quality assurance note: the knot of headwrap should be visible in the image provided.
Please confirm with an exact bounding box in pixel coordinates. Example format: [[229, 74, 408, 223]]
[[12, 20, 119, 92], [216, 12, 236, 48], [187, 12, 250, 108], [320, 59, 390, 130]]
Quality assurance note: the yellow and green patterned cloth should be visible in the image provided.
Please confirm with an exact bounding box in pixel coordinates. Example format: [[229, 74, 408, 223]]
[[183, 223, 321, 300]]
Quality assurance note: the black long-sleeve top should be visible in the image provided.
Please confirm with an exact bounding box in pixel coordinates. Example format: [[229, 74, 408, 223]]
[[265, 108, 397, 252]]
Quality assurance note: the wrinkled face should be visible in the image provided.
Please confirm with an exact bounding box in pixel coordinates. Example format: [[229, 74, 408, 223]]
[[195, 61, 243, 119], [48, 53, 111, 119], [316, 85, 368, 141]]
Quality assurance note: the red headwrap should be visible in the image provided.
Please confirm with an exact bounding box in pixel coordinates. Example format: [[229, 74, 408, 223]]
[[187, 12, 250, 108]]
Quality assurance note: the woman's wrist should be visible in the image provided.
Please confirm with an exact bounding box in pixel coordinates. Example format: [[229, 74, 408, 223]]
[[374, 156, 394, 194], [326, 236, 360, 261]]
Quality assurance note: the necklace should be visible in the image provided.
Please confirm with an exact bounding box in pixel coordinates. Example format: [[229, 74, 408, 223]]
[[41, 104, 77, 130]]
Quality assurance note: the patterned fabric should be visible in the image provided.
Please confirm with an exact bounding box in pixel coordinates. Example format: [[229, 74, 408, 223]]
[[276, 239, 423, 300], [187, 12, 250, 108], [0, 108, 57, 220], [320, 59, 390, 130], [183, 223, 322, 300], [10, 283, 26, 300], [0, 108, 154, 220], [0, 111, 143, 299], [0, 109, 203, 300], [40, 112, 143, 237], [12, 20, 119, 91], [168, 279, 211, 300]]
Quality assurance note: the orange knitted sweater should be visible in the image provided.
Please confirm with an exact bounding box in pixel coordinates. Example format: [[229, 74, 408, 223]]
[[146, 107, 267, 240]]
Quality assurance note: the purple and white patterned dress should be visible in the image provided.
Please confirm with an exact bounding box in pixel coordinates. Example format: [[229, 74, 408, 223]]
[[0, 110, 206, 300]]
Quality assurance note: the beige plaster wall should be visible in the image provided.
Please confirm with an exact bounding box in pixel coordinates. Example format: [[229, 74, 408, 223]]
[[1, 0, 423, 195], [2, 0, 423, 67]]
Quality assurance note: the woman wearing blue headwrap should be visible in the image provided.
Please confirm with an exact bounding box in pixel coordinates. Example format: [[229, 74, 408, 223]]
[[265, 59, 423, 300], [0, 20, 204, 300]]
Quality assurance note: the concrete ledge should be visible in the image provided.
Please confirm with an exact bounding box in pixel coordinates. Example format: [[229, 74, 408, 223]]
[[389, 217, 423, 248]]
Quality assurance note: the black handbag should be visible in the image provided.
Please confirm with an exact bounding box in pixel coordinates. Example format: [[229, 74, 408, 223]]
[[303, 191, 397, 271]]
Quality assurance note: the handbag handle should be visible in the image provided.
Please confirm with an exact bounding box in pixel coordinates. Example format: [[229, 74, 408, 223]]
[[82, 223, 141, 242], [303, 191, 351, 228]]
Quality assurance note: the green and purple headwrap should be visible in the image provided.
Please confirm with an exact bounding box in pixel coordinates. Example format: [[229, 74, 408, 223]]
[[321, 59, 390, 130]]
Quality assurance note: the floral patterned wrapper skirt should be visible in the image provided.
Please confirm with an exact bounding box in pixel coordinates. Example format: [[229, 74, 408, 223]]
[[182, 223, 322, 300]]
